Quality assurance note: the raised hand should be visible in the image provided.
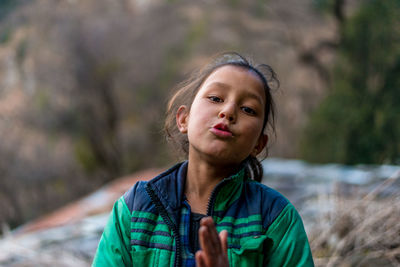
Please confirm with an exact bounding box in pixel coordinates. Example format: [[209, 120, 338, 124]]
[[195, 217, 229, 267]]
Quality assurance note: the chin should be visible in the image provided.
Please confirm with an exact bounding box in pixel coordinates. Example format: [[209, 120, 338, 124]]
[[189, 143, 247, 165], [205, 150, 245, 166]]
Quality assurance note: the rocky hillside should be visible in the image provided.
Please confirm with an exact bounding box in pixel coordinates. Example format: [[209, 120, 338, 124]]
[[0, 0, 354, 230]]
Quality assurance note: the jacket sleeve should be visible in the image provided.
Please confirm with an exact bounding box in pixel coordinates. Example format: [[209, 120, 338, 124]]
[[264, 203, 314, 266], [92, 196, 132, 267]]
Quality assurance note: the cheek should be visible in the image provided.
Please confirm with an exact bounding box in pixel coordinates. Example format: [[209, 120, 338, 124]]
[[244, 119, 264, 135], [240, 120, 264, 147], [189, 101, 216, 123], [187, 107, 213, 135]]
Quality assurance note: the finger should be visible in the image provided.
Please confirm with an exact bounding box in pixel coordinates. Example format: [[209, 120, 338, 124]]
[[199, 225, 213, 257], [195, 251, 207, 267], [206, 223, 221, 254], [219, 230, 228, 255], [201, 217, 221, 254], [199, 226, 220, 266], [201, 217, 217, 233]]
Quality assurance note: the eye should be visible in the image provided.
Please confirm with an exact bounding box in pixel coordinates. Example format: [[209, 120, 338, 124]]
[[208, 96, 223, 103], [241, 106, 257, 115]]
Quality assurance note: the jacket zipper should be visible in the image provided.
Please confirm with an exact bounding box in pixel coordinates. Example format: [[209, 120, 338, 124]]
[[206, 167, 246, 216], [206, 178, 233, 216], [145, 185, 182, 267]]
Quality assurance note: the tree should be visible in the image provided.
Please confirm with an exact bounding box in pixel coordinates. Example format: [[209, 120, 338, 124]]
[[301, 0, 400, 164]]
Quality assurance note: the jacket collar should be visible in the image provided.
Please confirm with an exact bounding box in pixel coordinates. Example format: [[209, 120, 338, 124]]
[[146, 161, 187, 226], [146, 161, 247, 226]]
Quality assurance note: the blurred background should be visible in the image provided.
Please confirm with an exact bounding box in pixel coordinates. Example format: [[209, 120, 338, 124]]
[[0, 0, 399, 266]]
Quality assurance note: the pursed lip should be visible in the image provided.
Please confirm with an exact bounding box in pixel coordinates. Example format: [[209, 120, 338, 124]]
[[210, 123, 234, 138]]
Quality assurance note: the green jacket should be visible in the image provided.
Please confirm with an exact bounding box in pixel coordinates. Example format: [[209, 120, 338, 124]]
[[93, 162, 314, 266]]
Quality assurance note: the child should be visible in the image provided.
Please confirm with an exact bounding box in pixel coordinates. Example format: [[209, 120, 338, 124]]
[[92, 52, 314, 266]]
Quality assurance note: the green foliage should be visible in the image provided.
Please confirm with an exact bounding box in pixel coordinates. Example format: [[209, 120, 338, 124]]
[[0, 0, 26, 44], [312, 0, 335, 12], [0, 0, 17, 21], [0, 26, 13, 44], [301, 0, 400, 164], [33, 89, 50, 110], [74, 138, 99, 173], [227, 0, 240, 7]]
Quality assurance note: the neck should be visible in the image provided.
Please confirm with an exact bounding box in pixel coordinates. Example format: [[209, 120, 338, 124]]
[[184, 146, 242, 214], [185, 151, 240, 200]]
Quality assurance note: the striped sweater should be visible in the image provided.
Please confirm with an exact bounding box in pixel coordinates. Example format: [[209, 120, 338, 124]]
[[92, 162, 314, 266]]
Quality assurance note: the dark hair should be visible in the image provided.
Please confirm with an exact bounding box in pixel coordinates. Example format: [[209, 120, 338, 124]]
[[164, 52, 279, 182]]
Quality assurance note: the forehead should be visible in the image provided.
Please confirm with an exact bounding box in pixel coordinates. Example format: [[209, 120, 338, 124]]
[[200, 65, 266, 100]]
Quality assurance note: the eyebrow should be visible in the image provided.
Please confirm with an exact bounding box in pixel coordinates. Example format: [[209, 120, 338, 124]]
[[206, 82, 264, 105], [206, 81, 230, 90], [242, 92, 264, 105]]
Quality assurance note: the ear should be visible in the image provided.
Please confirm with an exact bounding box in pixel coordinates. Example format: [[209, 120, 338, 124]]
[[176, 105, 189, 134], [251, 134, 268, 157]]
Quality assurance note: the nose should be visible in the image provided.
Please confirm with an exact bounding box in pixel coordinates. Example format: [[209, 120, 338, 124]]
[[218, 103, 236, 123]]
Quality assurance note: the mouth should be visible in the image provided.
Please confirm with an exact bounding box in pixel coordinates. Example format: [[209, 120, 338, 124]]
[[210, 123, 233, 138]]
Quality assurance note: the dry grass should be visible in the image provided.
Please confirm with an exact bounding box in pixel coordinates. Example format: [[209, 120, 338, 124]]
[[310, 170, 400, 267]]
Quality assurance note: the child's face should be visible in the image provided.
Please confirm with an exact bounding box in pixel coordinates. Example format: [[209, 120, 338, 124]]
[[177, 65, 268, 166]]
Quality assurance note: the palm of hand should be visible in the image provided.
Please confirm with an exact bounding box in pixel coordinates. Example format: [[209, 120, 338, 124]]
[[195, 217, 229, 267]]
